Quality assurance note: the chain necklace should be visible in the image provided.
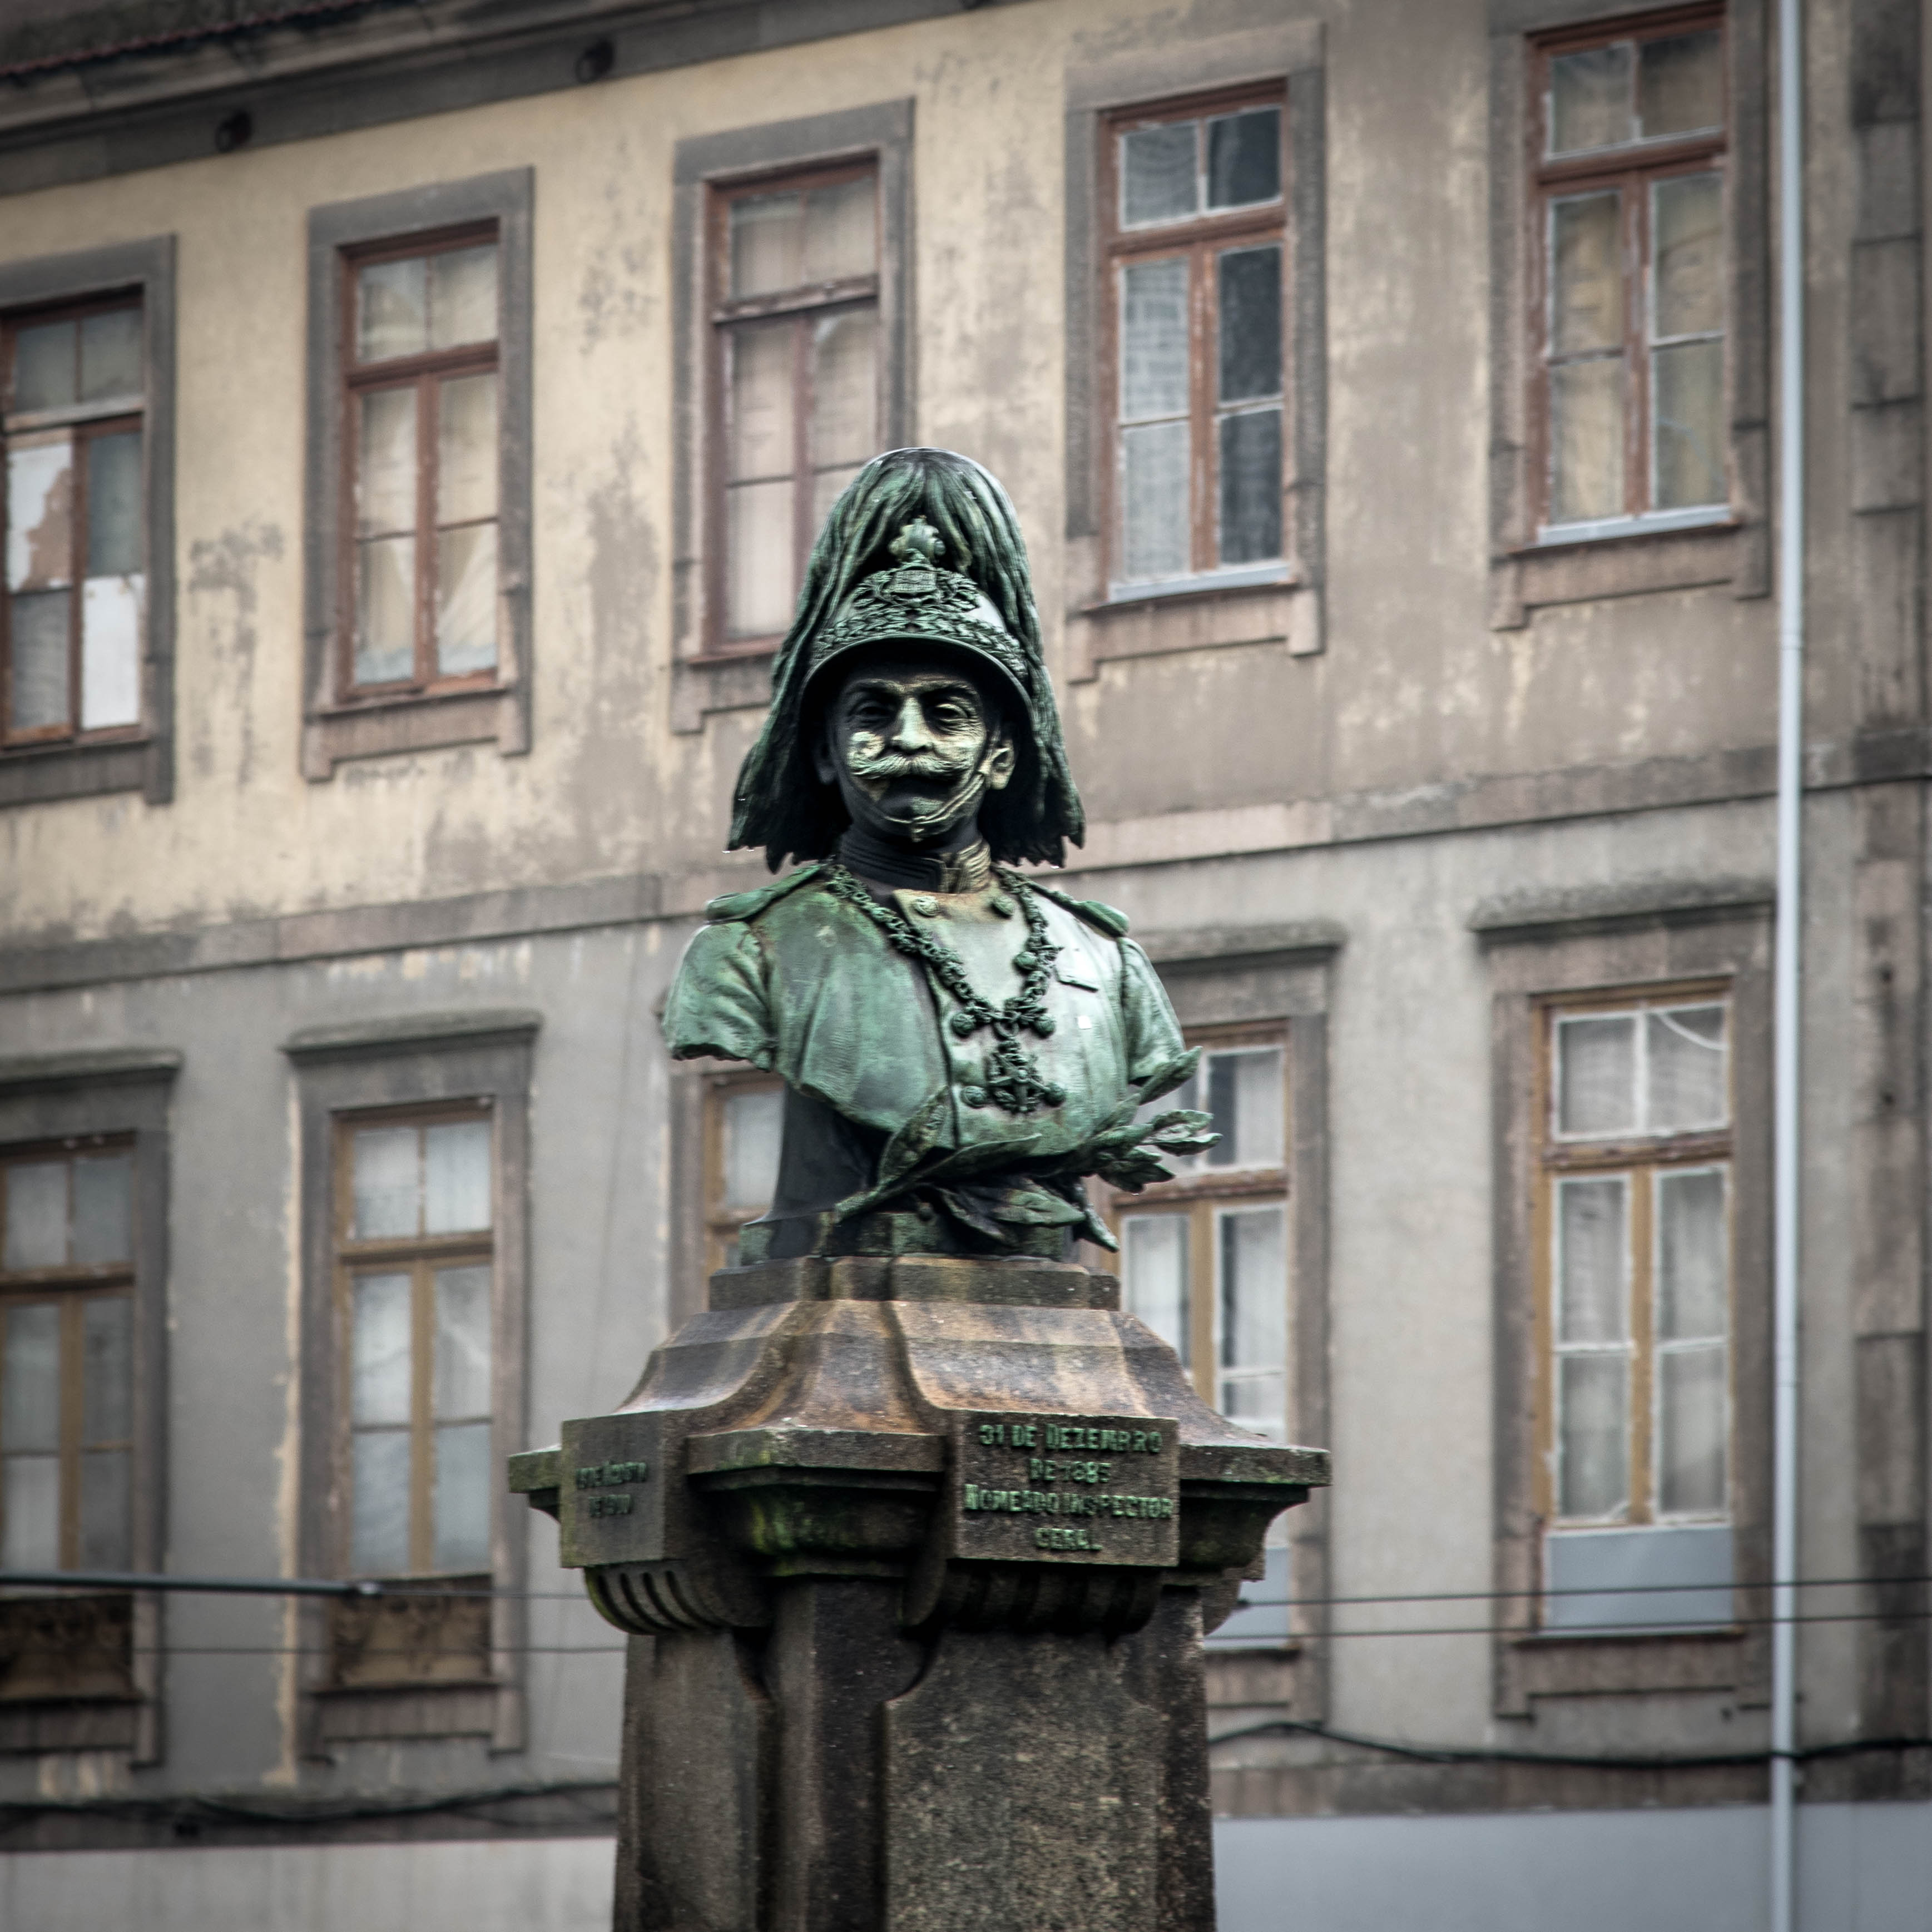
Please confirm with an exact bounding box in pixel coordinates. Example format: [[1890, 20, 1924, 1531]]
[[825, 862, 1065, 1114]]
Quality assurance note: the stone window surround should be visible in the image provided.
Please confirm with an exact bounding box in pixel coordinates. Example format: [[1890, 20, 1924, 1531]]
[[1475, 880, 1773, 1714], [1138, 921, 1340, 1737], [1487, 0, 1772, 628], [1062, 22, 1326, 681], [301, 170, 534, 780], [668, 100, 915, 736], [0, 1046, 177, 1762], [0, 237, 176, 811], [283, 1010, 537, 1752]]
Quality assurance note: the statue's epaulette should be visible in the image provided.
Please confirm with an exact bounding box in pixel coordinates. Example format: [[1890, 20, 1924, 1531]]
[[704, 862, 825, 924], [1026, 879, 1131, 939]]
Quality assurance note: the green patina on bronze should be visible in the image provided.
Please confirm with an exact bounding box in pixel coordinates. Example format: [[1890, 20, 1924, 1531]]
[[663, 449, 1213, 1258]]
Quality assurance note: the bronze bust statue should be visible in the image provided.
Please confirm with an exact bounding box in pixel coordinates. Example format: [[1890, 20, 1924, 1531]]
[[663, 447, 1211, 1260]]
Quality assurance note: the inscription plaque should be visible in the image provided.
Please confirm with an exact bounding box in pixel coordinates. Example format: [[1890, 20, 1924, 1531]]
[[949, 1411, 1179, 1566], [559, 1413, 661, 1567]]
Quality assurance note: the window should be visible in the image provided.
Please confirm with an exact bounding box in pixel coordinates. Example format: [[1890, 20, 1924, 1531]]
[[709, 164, 881, 648], [0, 1141, 135, 1574], [335, 1106, 495, 1587], [3, 298, 145, 747], [1537, 988, 1734, 1629], [704, 1076, 782, 1271], [339, 231, 501, 697], [1530, 11, 1728, 540], [1102, 88, 1286, 596], [1116, 1033, 1288, 1440]]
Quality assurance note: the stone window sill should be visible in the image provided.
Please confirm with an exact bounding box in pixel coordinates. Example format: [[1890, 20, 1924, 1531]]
[[303, 683, 527, 779], [311, 1680, 501, 1744], [1490, 516, 1761, 629], [1067, 576, 1317, 682], [0, 732, 163, 808], [1501, 1622, 1750, 1708]]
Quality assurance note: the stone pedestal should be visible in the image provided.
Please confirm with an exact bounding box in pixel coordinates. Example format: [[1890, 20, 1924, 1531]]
[[511, 1254, 1328, 1932]]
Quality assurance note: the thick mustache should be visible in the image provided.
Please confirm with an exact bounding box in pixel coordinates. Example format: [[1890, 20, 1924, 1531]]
[[848, 750, 965, 781]]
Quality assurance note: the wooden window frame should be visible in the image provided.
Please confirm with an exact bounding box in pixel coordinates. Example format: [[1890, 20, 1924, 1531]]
[[1530, 981, 1734, 1548], [702, 1070, 783, 1275], [1098, 82, 1289, 597], [1526, 3, 1730, 540], [1104, 1022, 1290, 1415], [702, 157, 881, 661], [0, 1135, 137, 1572], [0, 293, 147, 752], [335, 222, 502, 706]]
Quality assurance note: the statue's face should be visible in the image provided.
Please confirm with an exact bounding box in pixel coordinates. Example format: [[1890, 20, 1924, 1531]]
[[815, 652, 1015, 846]]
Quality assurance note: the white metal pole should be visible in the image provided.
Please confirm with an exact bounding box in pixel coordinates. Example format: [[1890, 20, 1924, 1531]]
[[1771, 0, 1805, 1926]]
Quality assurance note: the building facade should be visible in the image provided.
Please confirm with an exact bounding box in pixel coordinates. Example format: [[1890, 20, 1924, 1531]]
[[0, 0, 1925, 1925]]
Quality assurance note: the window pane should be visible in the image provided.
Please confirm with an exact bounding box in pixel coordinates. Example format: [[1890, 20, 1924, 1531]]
[[1, 1453, 58, 1569], [4, 1162, 67, 1270], [1219, 409, 1282, 567], [82, 1296, 132, 1443], [358, 256, 429, 362], [1647, 1005, 1728, 1131], [351, 1126, 419, 1239], [351, 1428, 412, 1573], [803, 178, 876, 282], [81, 575, 142, 731], [1207, 107, 1281, 210], [810, 311, 878, 472], [730, 322, 796, 481], [731, 192, 805, 299], [1557, 1014, 1637, 1135], [78, 1448, 130, 1568], [72, 1154, 132, 1268], [1203, 1048, 1285, 1170], [428, 244, 498, 350], [8, 434, 74, 590], [355, 537, 415, 685], [1653, 174, 1723, 340], [351, 1272, 413, 1427], [1658, 1345, 1727, 1515], [433, 1265, 492, 1419], [1218, 245, 1282, 404], [721, 1088, 783, 1212], [435, 524, 497, 677], [79, 309, 142, 402], [2, 1302, 60, 1450], [86, 430, 143, 578], [424, 1119, 491, 1234], [1122, 121, 1197, 225], [1549, 357, 1624, 523], [433, 1420, 492, 1572], [12, 319, 75, 413], [1557, 1176, 1629, 1345], [1221, 1206, 1286, 1370], [726, 480, 796, 637], [1559, 1353, 1629, 1517], [1121, 257, 1190, 422], [1122, 1213, 1189, 1364], [9, 590, 71, 732], [358, 387, 417, 537], [1653, 339, 1725, 509], [1658, 1168, 1728, 1342], [1550, 43, 1632, 153], [1119, 422, 1190, 582], [437, 373, 498, 526], [1552, 193, 1623, 356], [1639, 31, 1723, 140]]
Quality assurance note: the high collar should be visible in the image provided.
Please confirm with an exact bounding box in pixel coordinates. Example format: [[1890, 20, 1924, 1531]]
[[837, 828, 994, 894]]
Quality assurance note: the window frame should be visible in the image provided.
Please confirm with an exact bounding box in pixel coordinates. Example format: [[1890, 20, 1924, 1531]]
[[1526, 5, 1731, 542], [0, 238, 176, 809], [1532, 983, 1735, 1548], [704, 158, 883, 658], [1098, 82, 1290, 600], [335, 222, 504, 706], [303, 172, 532, 781]]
